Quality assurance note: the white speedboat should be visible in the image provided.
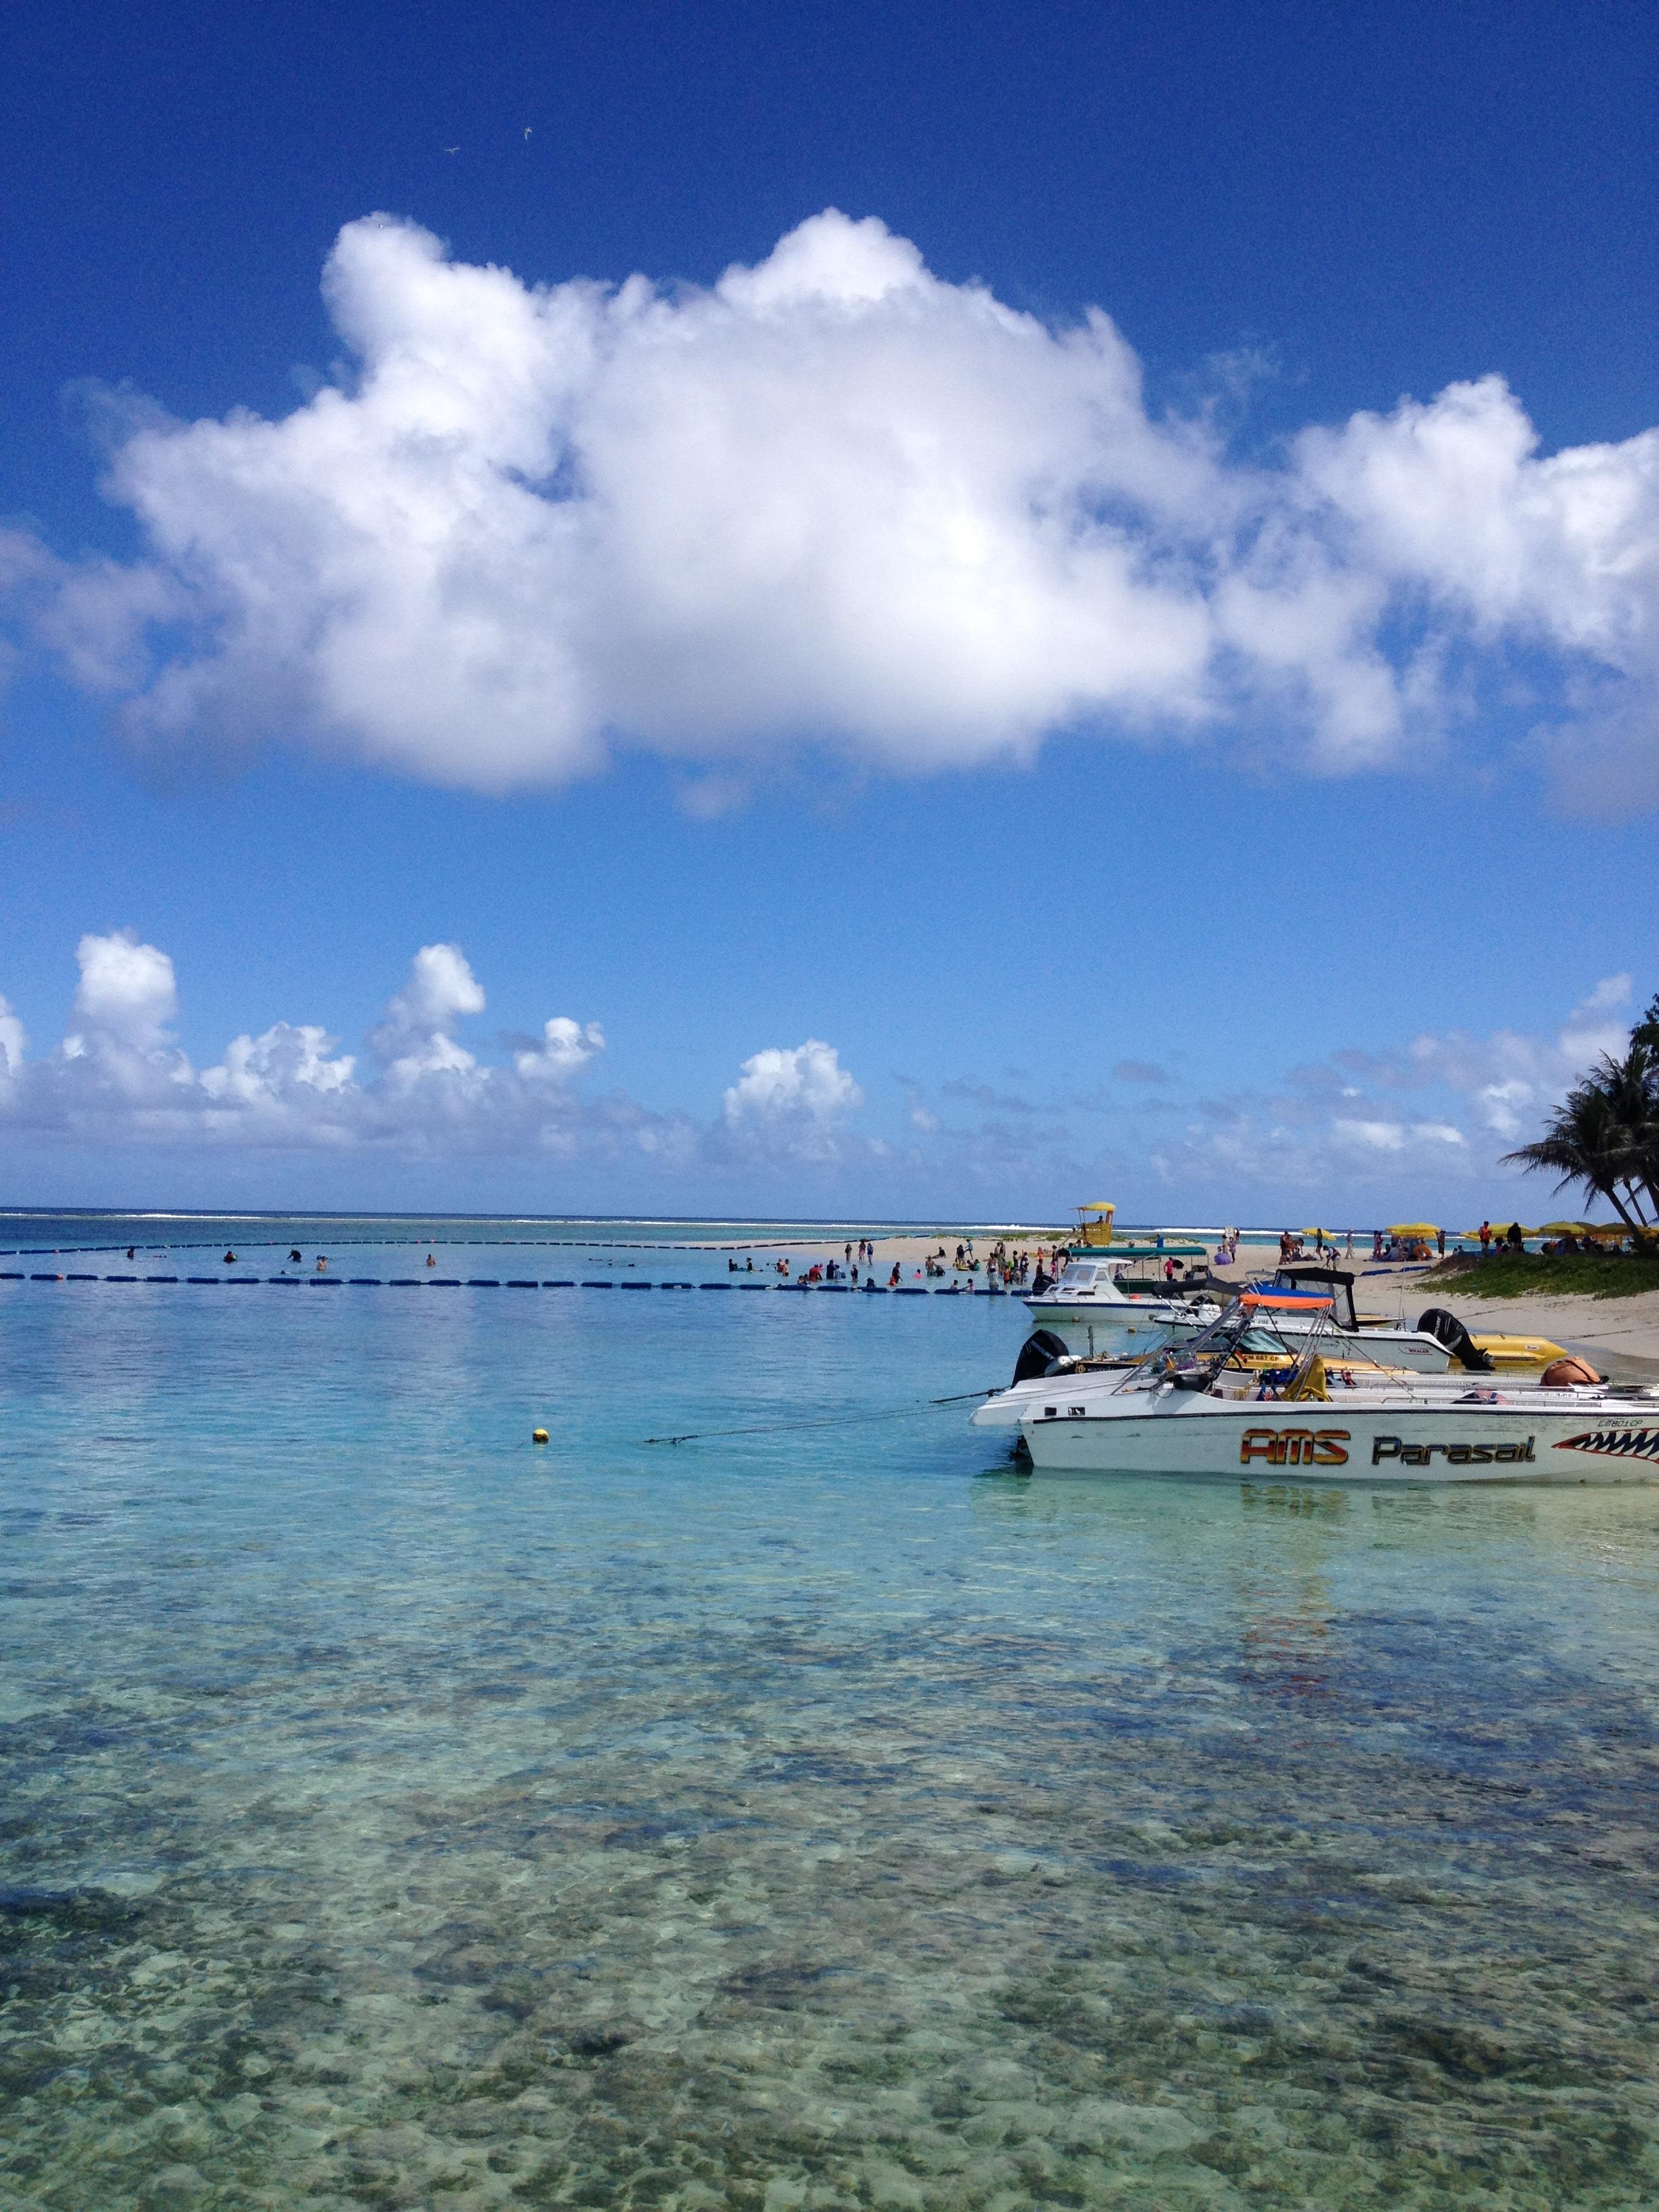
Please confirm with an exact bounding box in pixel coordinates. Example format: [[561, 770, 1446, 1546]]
[[1022, 1256, 1218, 1353], [999, 1293, 1652, 1483], [1009, 1260, 1455, 1393], [1019, 1259, 1553, 1377]]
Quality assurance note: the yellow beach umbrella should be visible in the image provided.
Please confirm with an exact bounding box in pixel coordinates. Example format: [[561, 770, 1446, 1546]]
[[1537, 1220, 1597, 1235], [1387, 1221, 1440, 1237], [1301, 1227, 1338, 1237]]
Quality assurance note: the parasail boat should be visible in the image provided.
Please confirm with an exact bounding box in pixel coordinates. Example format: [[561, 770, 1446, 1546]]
[[997, 1292, 1652, 1483]]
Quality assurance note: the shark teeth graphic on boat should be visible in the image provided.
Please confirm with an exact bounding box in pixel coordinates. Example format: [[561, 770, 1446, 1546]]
[[1554, 1429, 1659, 1460]]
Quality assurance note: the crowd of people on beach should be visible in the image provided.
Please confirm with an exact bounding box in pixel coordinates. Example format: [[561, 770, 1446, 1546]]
[[743, 1237, 1054, 1289]]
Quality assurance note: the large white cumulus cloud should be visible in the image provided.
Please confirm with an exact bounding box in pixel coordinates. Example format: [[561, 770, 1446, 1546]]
[[720, 1038, 866, 1164], [12, 210, 1655, 799]]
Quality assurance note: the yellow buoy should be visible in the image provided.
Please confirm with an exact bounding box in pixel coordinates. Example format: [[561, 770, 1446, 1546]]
[[531, 1428, 549, 1444]]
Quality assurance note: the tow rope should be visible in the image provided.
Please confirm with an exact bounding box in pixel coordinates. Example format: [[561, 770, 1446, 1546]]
[[642, 1386, 995, 1446]]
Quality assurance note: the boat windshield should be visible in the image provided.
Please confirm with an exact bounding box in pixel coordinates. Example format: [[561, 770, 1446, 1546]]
[[1263, 1266, 1359, 1332]]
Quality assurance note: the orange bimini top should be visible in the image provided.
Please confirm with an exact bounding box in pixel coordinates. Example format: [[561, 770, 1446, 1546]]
[[1239, 1292, 1332, 1311]]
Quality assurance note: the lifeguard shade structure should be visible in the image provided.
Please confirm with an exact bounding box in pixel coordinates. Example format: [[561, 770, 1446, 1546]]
[[1074, 1203, 1116, 1248]]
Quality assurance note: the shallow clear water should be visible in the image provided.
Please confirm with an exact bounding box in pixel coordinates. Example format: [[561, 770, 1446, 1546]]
[[5, 1232, 1659, 2209]]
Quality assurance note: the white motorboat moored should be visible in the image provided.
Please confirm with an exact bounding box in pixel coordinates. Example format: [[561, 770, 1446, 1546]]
[[1025, 1260, 1456, 1369], [1001, 1293, 1649, 1483]]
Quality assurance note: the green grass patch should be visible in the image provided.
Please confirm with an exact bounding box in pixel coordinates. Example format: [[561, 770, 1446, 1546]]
[[1428, 1252, 1659, 1300]]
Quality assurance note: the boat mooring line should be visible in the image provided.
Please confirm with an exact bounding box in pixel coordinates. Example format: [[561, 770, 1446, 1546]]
[[640, 1387, 994, 1447]]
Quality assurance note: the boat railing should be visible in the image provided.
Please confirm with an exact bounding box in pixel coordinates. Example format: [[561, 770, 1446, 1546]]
[[1109, 1291, 1357, 1400]]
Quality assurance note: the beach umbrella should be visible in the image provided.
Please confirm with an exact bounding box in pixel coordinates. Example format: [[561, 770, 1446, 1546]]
[[1537, 1220, 1597, 1235], [1300, 1227, 1338, 1237], [1387, 1221, 1439, 1237]]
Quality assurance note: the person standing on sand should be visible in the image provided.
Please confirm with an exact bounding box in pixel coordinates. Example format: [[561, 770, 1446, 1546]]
[[1479, 1221, 1492, 1256], [1437, 1229, 1446, 1257]]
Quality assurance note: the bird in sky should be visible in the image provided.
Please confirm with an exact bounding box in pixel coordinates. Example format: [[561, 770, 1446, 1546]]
[[443, 146, 458, 154], [523, 127, 532, 139]]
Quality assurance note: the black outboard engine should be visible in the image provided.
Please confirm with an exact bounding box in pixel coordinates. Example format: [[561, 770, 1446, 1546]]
[[1011, 1328, 1073, 1385], [1417, 1307, 1496, 1372]]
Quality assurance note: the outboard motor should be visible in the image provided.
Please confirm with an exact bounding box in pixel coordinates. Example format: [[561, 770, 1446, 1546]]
[[1417, 1307, 1496, 1372], [1011, 1328, 1073, 1385]]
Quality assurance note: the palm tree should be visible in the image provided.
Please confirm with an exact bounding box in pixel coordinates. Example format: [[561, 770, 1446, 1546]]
[[1501, 1042, 1659, 1227]]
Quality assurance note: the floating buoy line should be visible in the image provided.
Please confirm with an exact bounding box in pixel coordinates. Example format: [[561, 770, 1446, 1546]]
[[0, 1271, 1012, 1298]]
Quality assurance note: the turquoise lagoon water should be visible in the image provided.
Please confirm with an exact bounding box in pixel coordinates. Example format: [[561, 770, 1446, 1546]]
[[5, 1221, 1659, 2209]]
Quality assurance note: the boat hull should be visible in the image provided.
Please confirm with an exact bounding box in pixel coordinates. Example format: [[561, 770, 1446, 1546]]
[[1019, 1396, 1659, 1482]]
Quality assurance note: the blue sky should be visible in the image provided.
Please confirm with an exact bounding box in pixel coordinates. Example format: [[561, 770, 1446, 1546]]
[[1, 0, 1655, 1221]]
